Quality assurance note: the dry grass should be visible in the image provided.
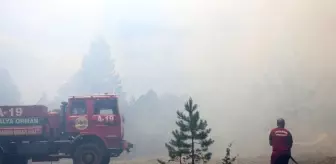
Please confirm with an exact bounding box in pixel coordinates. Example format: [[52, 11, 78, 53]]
[[112, 156, 336, 164]]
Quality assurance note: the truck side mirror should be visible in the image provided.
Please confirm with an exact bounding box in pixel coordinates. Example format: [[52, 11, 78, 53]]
[[122, 115, 125, 123]]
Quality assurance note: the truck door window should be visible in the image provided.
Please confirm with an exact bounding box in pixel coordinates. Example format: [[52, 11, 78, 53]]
[[94, 99, 118, 115], [70, 100, 87, 115]]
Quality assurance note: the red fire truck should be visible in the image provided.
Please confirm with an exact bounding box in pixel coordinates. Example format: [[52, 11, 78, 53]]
[[0, 94, 133, 164]]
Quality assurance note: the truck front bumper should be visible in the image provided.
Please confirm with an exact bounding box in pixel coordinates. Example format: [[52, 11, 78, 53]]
[[122, 140, 134, 153], [107, 140, 134, 157]]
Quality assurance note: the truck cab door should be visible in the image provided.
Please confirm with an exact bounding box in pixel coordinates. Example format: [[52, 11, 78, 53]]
[[66, 99, 89, 132], [91, 98, 122, 148]]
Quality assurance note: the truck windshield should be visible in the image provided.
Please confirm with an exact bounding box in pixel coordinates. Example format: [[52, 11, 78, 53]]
[[70, 100, 87, 115], [93, 99, 118, 115]]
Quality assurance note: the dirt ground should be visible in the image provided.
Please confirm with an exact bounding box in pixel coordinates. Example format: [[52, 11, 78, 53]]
[[31, 132, 336, 164], [32, 135, 336, 164], [110, 156, 336, 164], [112, 156, 336, 164], [31, 155, 336, 164]]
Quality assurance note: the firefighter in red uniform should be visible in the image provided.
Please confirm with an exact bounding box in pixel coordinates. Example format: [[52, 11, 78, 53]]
[[269, 118, 293, 164]]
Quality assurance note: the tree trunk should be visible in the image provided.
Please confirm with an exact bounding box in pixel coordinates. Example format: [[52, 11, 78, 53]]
[[191, 136, 195, 164], [189, 107, 195, 164]]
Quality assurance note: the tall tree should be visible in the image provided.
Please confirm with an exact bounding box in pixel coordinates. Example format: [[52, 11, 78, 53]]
[[164, 129, 190, 164], [0, 68, 20, 105], [56, 38, 121, 100], [36, 92, 48, 105], [163, 98, 214, 164]]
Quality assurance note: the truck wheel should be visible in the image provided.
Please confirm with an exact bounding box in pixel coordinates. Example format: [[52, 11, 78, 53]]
[[3, 155, 28, 164], [101, 156, 110, 164], [73, 143, 103, 164], [15, 156, 28, 164]]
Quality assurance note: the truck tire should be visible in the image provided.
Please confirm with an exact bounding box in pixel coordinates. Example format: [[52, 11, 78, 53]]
[[73, 143, 103, 164], [3, 155, 28, 164], [101, 156, 110, 164], [0, 154, 3, 164], [15, 156, 28, 164]]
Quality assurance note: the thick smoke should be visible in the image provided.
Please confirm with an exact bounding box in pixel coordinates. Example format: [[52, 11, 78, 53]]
[[174, 0, 336, 157], [1, 0, 336, 158], [0, 68, 21, 105]]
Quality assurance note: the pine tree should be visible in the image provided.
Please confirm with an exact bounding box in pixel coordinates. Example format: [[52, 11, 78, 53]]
[[36, 92, 48, 105], [164, 129, 190, 164], [220, 143, 237, 164], [56, 37, 121, 99], [0, 68, 21, 105], [163, 97, 214, 164]]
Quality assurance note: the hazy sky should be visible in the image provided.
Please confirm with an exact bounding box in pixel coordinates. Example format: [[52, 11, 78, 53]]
[[0, 0, 269, 103], [0, 0, 281, 99], [0, 0, 199, 102]]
